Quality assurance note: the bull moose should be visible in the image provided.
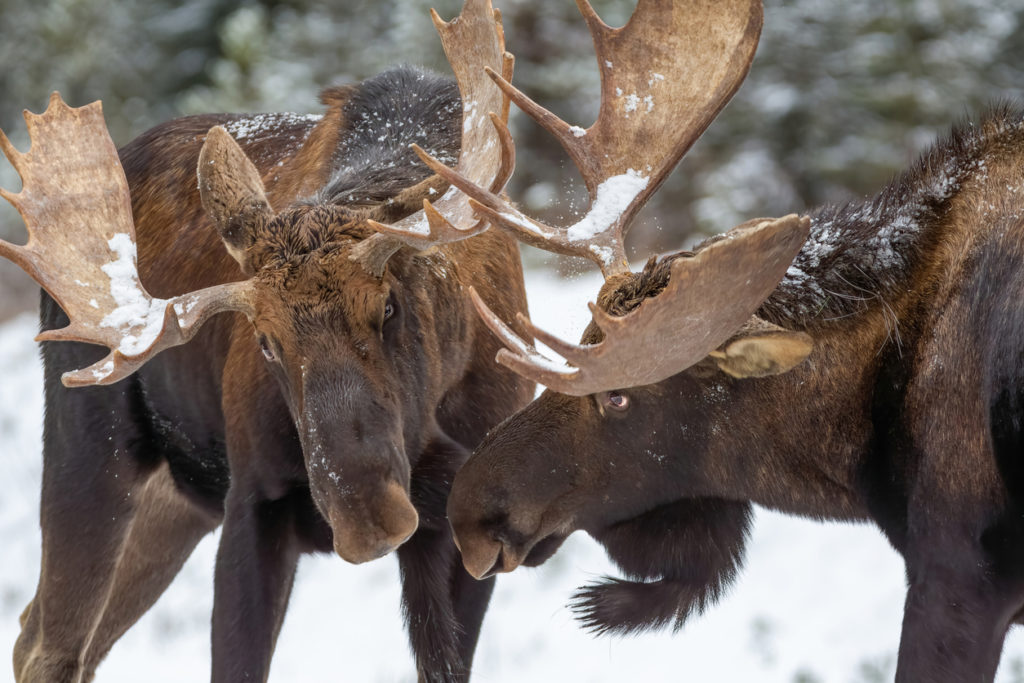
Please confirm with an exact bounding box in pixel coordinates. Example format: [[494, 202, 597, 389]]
[[425, 0, 1024, 680], [0, 1, 534, 681]]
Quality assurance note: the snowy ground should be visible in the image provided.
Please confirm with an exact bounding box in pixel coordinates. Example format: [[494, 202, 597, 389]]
[[2, 267, 1024, 682]]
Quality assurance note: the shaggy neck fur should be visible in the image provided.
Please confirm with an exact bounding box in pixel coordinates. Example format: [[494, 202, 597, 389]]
[[763, 103, 1024, 328]]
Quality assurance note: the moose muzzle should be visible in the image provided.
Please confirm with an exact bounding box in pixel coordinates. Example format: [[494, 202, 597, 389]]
[[326, 480, 419, 564]]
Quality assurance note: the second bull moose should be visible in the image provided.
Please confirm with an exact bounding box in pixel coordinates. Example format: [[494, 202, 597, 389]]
[[435, 0, 1024, 680], [0, 1, 532, 681]]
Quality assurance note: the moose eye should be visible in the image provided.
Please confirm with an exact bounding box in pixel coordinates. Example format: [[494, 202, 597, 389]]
[[383, 300, 395, 323], [601, 390, 630, 413], [258, 335, 277, 362]]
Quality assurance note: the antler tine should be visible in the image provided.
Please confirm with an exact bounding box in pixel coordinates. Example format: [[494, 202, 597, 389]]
[[468, 287, 581, 388], [357, 0, 513, 263], [475, 215, 810, 396], [416, 0, 765, 278], [0, 93, 256, 387]]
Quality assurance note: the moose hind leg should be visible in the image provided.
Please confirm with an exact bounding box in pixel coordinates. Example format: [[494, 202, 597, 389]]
[[78, 463, 220, 679]]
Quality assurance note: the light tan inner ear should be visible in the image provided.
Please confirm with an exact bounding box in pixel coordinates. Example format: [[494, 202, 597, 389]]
[[708, 319, 813, 379]]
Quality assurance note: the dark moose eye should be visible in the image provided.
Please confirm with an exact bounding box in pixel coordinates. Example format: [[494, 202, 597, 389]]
[[258, 335, 276, 362], [602, 390, 630, 413], [383, 300, 395, 323]]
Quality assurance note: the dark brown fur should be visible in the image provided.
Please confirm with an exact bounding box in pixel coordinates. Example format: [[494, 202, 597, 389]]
[[15, 67, 533, 683], [448, 104, 1024, 681]]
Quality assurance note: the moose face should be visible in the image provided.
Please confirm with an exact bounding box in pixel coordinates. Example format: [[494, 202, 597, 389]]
[[199, 131, 464, 564], [447, 380, 694, 579], [248, 214, 420, 563], [448, 259, 813, 579]]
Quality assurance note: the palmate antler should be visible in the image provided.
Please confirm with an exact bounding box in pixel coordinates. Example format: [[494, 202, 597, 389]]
[[422, 0, 767, 277], [0, 93, 256, 387], [430, 0, 811, 395], [350, 0, 515, 273], [0, 0, 512, 387], [471, 215, 809, 395]]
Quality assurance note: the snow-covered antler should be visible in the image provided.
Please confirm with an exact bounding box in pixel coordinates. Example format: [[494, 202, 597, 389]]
[[0, 93, 256, 387], [350, 0, 515, 276], [420, 0, 766, 277], [471, 216, 810, 395], [451, 0, 811, 394]]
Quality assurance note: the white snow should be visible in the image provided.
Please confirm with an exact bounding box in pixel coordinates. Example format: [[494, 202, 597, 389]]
[[223, 113, 322, 141], [2, 270, 1024, 682], [463, 100, 479, 134], [172, 294, 200, 318], [91, 359, 114, 381], [568, 125, 587, 138], [566, 169, 649, 242], [588, 244, 614, 266], [98, 234, 169, 356]]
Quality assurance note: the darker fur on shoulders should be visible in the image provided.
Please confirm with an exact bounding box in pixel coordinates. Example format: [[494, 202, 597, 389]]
[[317, 66, 460, 206], [761, 102, 1024, 328], [593, 103, 1024, 335]]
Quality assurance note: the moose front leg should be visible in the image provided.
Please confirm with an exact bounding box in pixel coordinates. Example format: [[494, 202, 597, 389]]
[[80, 464, 220, 679], [397, 435, 493, 683], [397, 526, 494, 683], [211, 485, 301, 683], [896, 536, 1024, 682], [14, 369, 150, 683]]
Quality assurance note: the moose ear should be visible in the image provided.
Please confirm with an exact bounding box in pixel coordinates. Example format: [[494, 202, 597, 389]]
[[708, 318, 813, 379], [197, 126, 274, 274]]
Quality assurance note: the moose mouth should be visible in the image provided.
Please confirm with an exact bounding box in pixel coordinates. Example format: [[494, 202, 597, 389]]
[[522, 532, 568, 567], [476, 531, 569, 579]]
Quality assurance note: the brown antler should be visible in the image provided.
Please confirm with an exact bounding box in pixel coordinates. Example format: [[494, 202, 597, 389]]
[[0, 93, 256, 387], [471, 215, 810, 395], [351, 0, 514, 272], [419, 0, 764, 276]]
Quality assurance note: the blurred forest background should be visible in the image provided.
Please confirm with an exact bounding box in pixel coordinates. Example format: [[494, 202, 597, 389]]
[[1, 0, 1022, 318]]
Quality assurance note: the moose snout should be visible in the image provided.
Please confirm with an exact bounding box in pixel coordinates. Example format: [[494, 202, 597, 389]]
[[327, 480, 419, 564], [452, 529, 526, 580], [448, 480, 534, 579]]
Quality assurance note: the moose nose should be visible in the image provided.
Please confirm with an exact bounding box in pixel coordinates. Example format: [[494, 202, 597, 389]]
[[328, 481, 419, 564], [453, 528, 526, 579], [459, 535, 502, 580]]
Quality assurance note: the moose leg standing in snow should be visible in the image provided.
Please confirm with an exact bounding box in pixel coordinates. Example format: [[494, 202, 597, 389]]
[[426, 0, 1024, 680], [2, 1, 533, 681]]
